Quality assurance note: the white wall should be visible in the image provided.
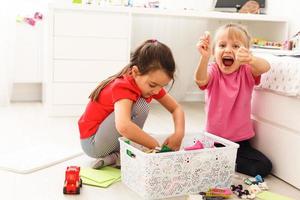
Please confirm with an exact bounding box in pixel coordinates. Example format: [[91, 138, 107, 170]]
[[266, 0, 300, 37], [9, 0, 300, 102]]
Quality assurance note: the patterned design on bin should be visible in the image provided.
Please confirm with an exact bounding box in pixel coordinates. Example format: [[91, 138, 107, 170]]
[[119, 133, 239, 199]]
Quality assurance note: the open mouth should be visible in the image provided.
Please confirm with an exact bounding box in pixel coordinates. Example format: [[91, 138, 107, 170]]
[[222, 56, 234, 67]]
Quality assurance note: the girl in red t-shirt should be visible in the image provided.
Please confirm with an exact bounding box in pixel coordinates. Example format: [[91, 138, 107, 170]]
[[79, 39, 185, 169]]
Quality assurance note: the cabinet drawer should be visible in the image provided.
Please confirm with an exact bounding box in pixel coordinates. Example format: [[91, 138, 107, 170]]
[[252, 90, 300, 132], [54, 10, 130, 38], [52, 83, 96, 105], [54, 37, 129, 60], [53, 60, 126, 82]]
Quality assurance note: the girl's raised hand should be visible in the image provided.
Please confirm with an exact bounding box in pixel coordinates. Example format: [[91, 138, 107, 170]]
[[196, 31, 212, 58], [236, 46, 253, 65]]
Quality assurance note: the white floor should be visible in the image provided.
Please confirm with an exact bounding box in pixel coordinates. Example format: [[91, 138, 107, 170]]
[[0, 102, 299, 200]]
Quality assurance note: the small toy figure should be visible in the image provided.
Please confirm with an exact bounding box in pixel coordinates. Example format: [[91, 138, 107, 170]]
[[63, 166, 82, 194]]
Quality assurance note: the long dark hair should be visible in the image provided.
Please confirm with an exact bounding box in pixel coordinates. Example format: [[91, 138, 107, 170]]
[[89, 39, 176, 101]]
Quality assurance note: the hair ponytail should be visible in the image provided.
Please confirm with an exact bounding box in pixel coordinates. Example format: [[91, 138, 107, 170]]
[[89, 65, 131, 101]]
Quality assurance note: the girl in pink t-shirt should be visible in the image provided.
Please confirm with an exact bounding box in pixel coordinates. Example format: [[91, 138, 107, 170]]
[[79, 39, 185, 169], [195, 23, 272, 177]]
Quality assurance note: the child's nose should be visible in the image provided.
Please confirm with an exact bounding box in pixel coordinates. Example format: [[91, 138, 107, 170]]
[[225, 46, 232, 52]]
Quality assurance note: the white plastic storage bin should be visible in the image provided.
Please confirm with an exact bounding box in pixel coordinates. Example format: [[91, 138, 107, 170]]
[[119, 132, 239, 199]]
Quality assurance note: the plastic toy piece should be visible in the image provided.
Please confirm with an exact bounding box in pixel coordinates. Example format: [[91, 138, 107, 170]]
[[72, 0, 82, 4], [16, 15, 23, 23], [23, 17, 35, 26], [200, 188, 232, 199], [184, 140, 204, 151], [255, 175, 264, 183], [230, 184, 243, 191], [258, 182, 268, 190], [161, 145, 173, 152], [63, 166, 82, 195], [244, 174, 264, 185], [34, 12, 43, 20], [157, 145, 173, 153]]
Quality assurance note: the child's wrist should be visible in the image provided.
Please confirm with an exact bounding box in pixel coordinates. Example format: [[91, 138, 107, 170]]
[[249, 55, 256, 65], [201, 55, 210, 61], [174, 131, 184, 139]]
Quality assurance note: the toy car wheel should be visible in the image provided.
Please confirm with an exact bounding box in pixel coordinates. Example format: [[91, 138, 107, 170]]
[[76, 187, 80, 194], [80, 178, 82, 187], [63, 187, 67, 194]]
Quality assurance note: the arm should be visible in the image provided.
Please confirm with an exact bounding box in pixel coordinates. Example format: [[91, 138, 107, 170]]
[[195, 56, 210, 87], [249, 56, 271, 76], [194, 31, 212, 87], [236, 47, 271, 76], [156, 94, 185, 150], [114, 99, 159, 149]]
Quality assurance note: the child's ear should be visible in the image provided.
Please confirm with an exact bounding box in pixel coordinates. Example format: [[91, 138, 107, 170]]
[[131, 65, 140, 77]]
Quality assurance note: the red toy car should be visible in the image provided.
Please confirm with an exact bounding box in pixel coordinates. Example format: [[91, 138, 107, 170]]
[[63, 166, 82, 194]]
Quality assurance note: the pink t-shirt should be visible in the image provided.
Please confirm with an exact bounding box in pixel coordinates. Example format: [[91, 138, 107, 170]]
[[200, 63, 261, 142]]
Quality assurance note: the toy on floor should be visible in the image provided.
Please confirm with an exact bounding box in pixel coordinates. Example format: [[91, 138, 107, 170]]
[[63, 166, 82, 195], [244, 174, 264, 185], [230, 184, 255, 199], [244, 174, 269, 193], [184, 140, 204, 151], [200, 188, 232, 199]]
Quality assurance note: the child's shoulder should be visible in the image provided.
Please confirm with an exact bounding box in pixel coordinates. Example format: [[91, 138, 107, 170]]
[[113, 75, 133, 86], [111, 75, 140, 93]]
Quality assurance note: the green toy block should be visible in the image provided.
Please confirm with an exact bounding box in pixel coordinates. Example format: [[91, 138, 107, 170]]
[[72, 0, 82, 4], [159, 145, 173, 153]]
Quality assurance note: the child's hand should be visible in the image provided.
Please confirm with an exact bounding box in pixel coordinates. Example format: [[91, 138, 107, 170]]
[[163, 133, 183, 151], [236, 46, 253, 65], [196, 31, 212, 58], [149, 137, 160, 149]]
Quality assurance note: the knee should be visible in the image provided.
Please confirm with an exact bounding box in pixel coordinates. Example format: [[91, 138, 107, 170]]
[[132, 98, 149, 115], [250, 158, 273, 178]]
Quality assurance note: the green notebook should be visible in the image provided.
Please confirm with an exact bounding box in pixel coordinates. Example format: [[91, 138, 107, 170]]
[[257, 191, 295, 200], [81, 176, 121, 188], [80, 166, 121, 188]]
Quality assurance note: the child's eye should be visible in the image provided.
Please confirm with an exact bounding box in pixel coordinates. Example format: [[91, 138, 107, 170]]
[[149, 84, 156, 88], [219, 44, 226, 48], [233, 44, 240, 49]]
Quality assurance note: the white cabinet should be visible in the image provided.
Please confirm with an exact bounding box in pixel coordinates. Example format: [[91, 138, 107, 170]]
[[46, 6, 131, 116], [46, 4, 288, 116]]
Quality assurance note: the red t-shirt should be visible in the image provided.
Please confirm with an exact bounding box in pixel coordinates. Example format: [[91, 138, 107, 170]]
[[78, 75, 166, 139]]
